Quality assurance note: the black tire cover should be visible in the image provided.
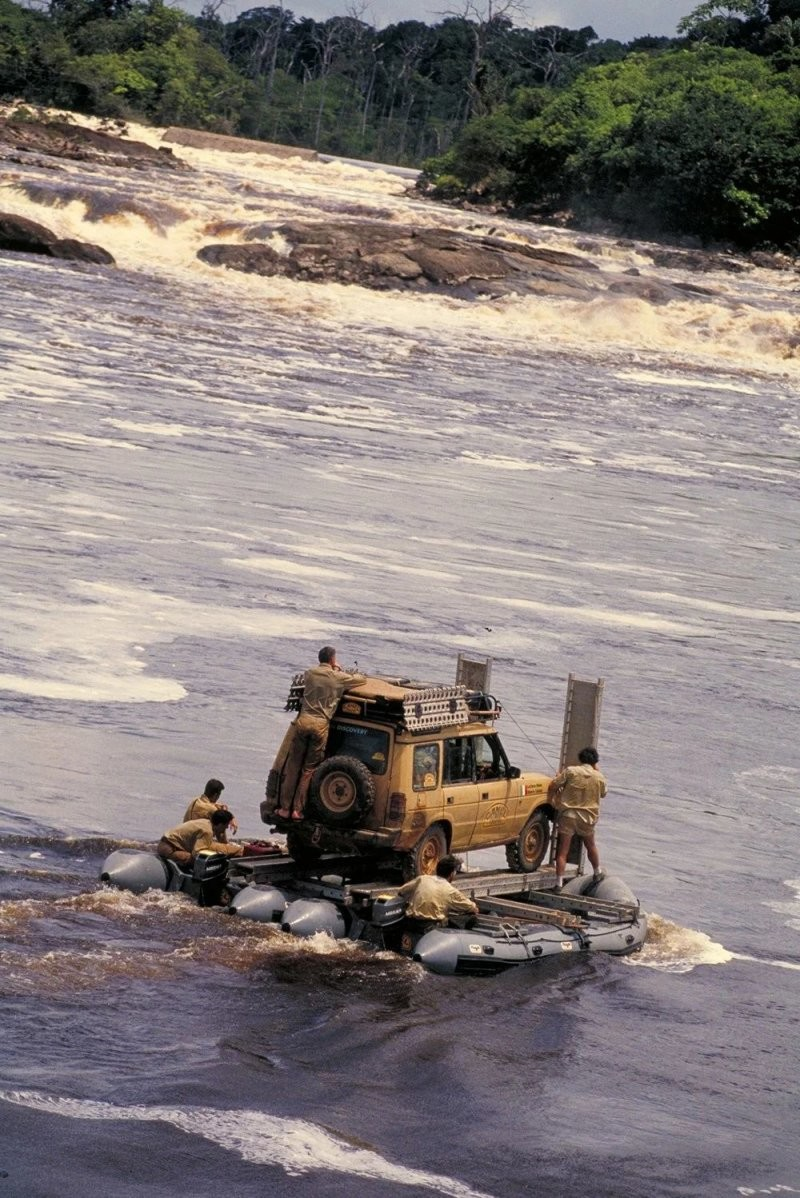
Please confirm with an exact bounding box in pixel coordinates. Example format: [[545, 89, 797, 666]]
[[307, 755, 375, 827]]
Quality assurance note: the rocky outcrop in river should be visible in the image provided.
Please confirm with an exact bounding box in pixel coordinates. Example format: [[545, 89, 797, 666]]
[[0, 115, 188, 172], [0, 213, 115, 264], [197, 220, 727, 302]]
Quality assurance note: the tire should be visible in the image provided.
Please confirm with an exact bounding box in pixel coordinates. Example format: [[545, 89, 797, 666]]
[[306, 755, 375, 827], [402, 824, 447, 881], [286, 828, 323, 869], [505, 808, 550, 873]]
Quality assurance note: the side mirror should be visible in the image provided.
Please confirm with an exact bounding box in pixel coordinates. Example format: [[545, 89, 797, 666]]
[[507, 766, 521, 779]]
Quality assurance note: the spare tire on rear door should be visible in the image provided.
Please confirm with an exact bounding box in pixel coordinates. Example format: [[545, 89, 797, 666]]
[[307, 755, 375, 827]]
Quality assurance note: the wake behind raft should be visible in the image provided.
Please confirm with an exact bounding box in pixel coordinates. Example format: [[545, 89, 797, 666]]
[[99, 847, 647, 977]]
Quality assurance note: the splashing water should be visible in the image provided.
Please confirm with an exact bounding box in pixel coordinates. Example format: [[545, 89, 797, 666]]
[[0, 1089, 496, 1198]]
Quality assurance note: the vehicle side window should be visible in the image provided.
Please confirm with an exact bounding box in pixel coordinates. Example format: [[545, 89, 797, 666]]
[[412, 743, 439, 791], [444, 737, 475, 784], [474, 734, 505, 781]]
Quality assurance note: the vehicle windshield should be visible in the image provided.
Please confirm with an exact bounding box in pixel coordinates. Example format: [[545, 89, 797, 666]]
[[328, 722, 390, 775]]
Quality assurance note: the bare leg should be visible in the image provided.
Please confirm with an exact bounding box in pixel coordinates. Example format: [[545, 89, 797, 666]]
[[291, 768, 314, 819], [583, 832, 601, 875], [555, 830, 573, 886]]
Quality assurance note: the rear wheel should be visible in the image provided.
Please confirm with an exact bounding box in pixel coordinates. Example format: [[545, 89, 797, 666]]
[[402, 824, 447, 881], [307, 755, 375, 827], [286, 829, 323, 870], [505, 809, 550, 873]]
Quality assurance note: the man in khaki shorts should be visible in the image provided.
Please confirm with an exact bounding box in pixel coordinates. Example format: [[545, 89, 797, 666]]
[[548, 746, 607, 888], [273, 645, 366, 820]]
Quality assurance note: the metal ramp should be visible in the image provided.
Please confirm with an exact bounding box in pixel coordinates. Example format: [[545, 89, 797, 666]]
[[474, 894, 583, 929], [559, 673, 604, 769]]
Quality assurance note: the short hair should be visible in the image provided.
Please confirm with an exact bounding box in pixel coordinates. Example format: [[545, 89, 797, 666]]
[[210, 809, 234, 829], [204, 778, 224, 799], [578, 747, 599, 766], [436, 854, 462, 878], [318, 645, 336, 664]]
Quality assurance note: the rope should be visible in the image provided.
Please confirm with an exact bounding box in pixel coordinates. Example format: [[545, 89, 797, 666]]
[[502, 707, 557, 774]]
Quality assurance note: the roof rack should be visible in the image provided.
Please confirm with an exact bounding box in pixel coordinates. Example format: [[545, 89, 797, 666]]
[[285, 674, 501, 732]]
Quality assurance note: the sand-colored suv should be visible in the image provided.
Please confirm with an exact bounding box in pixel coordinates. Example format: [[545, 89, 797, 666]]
[[262, 673, 553, 878]]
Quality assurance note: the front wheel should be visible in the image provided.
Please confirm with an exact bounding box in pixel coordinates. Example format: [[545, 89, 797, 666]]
[[402, 824, 447, 881], [505, 809, 550, 873]]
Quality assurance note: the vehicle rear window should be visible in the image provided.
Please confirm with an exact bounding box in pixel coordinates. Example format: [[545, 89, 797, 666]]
[[328, 723, 390, 776]]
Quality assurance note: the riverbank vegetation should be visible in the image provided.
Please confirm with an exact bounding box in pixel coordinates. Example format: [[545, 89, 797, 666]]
[[1, 0, 799, 249]]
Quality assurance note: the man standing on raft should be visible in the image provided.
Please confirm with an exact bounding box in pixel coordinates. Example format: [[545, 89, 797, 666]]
[[548, 746, 607, 888]]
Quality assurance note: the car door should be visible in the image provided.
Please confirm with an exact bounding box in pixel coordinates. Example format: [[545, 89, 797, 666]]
[[441, 735, 481, 849], [470, 732, 523, 845]]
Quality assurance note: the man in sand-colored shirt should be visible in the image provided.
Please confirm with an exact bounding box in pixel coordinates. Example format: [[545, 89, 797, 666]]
[[397, 854, 479, 930], [157, 809, 243, 866], [273, 645, 366, 820], [548, 746, 607, 888]]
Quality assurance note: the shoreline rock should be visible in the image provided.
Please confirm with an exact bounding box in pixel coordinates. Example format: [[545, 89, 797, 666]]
[[0, 115, 189, 172]]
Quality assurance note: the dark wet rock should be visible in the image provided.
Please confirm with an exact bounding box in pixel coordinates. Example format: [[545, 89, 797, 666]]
[[197, 220, 606, 299], [0, 212, 115, 265], [607, 277, 675, 304], [0, 213, 58, 252], [197, 218, 723, 304], [48, 237, 115, 265], [672, 280, 718, 297], [0, 117, 189, 172], [198, 243, 294, 277], [645, 247, 748, 274], [748, 250, 797, 271]]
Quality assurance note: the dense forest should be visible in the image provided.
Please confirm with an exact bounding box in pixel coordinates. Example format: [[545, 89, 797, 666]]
[[2, 0, 800, 248]]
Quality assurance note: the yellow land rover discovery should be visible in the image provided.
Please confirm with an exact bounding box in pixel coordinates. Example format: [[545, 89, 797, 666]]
[[262, 673, 554, 879]]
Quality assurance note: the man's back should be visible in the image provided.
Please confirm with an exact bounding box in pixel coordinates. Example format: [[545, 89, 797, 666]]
[[397, 874, 476, 921], [300, 663, 366, 721]]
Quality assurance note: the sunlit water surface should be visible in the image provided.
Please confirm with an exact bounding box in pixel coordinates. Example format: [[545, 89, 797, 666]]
[[1, 117, 798, 1198]]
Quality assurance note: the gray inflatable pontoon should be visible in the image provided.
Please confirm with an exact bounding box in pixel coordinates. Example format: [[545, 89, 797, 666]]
[[100, 849, 646, 975]]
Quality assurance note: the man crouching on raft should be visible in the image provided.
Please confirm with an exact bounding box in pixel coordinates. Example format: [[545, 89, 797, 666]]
[[548, 746, 607, 888]]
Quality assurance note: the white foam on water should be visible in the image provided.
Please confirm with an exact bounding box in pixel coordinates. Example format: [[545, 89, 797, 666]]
[[459, 451, 555, 472], [628, 914, 734, 973], [236, 542, 455, 582], [0, 1089, 496, 1198], [488, 595, 697, 635], [730, 953, 800, 972], [226, 555, 352, 581], [602, 452, 712, 479], [631, 591, 800, 624], [4, 108, 800, 378], [107, 419, 196, 438], [762, 877, 800, 934], [614, 370, 760, 395], [0, 580, 336, 703]]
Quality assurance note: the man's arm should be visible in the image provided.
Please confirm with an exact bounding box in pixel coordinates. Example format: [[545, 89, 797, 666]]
[[447, 887, 479, 917], [547, 769, 567, 801], [336, 670, 367, 690]]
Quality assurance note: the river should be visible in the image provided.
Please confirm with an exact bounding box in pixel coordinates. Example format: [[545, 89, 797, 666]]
[[1, 115, 798, 1198]]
